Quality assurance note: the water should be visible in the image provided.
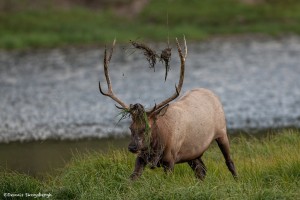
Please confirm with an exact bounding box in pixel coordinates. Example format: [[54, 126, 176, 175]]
[[1, 36, 300, 143], [0, 137, 130, 178]]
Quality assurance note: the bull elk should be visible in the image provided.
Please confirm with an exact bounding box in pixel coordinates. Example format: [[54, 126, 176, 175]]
[[99, 38, 237, 180]]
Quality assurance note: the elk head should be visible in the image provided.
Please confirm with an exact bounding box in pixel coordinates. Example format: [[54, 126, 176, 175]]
[[99, 37, 187, 154]]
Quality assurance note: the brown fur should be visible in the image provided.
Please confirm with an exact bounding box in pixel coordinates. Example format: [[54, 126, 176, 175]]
[[129, 88, 237, 180]]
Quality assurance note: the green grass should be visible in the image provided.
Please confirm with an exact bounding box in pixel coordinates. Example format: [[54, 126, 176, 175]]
[[0, 129, 299, 199], [1, 0, 300, 49]]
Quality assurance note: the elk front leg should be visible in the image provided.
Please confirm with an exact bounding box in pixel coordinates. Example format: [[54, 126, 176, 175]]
[[163, 161, 175, 174], [162, 152, 175, 173], [130, 156, 146, 181]]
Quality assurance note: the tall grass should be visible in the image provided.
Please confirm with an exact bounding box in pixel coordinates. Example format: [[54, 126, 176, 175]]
[[1, 129, 299, 199], [1, 0, 300, 49]]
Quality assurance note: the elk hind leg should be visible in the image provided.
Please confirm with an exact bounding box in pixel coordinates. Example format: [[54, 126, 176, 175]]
[[188, 157, 207, 180], [216, 135, 238, 179]]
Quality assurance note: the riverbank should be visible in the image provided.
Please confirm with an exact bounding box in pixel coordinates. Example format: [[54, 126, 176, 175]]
[[1, 129, 299, 199], [1, 0, 300, 49], [0, 127, 294, 178]]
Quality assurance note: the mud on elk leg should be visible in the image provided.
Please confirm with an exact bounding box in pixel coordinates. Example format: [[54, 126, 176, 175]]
[[188, 157, 207, 180], [130, 156, 146, 181], [216, 136, 238, 179]]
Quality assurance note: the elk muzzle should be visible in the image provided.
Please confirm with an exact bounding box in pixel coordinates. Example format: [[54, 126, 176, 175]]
[[128, 135, 145, 153], [128, 143, 139, 153]]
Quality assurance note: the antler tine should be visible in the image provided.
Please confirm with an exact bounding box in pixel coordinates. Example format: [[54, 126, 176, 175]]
[[146, 103, 157, 115], [149, 36, 187, 114], [183, 35, 187, 60], [175, 36, 186, 92], [108, 39, 116, 63], [99, 40, 129, 109]]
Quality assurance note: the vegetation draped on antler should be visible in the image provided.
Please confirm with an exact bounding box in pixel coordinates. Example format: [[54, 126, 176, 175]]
[[130, 40, 173, 81], [99, 36, 187, 116], [147, 36, 187, 114], [130, 41, 158, 70]]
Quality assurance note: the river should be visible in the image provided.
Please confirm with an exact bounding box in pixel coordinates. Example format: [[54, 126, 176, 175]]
[[1, 36, 300, 143]]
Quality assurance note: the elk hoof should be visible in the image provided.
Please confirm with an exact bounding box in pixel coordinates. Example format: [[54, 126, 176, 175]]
[[129, 174, 139, 181]]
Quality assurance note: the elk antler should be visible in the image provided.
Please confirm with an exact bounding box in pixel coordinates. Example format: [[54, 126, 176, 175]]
[[99, 39, 129, 109], [147, 36, 187, 114]]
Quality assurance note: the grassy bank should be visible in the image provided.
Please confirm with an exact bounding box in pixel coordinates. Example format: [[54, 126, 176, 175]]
[[1, 0, 300, 49], [1, 129, 300, 199]]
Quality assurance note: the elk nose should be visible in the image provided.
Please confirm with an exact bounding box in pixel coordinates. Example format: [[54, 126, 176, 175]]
[[128, 145, 138, 153]]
